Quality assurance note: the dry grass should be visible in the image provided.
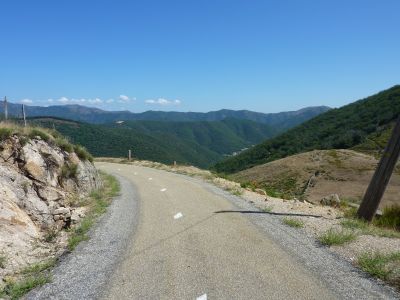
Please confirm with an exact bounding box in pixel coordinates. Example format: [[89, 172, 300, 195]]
[[0, 122, 93, 161]]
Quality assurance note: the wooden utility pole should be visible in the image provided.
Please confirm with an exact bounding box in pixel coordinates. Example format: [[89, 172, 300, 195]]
[[357, 117, 400, 221], [22, 104, 27, 127], [4, 96, 8, 120]]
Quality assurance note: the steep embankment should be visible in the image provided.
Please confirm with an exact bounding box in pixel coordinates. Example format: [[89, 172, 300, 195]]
[[0, 124, 101, 279], [213, 85, 400, 174]]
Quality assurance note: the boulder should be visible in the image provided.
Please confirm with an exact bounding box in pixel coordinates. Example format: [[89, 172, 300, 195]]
[[320, 194, 341, 207]]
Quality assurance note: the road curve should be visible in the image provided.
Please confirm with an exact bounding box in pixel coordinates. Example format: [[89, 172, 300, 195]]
[[27, 162, 399, 300]]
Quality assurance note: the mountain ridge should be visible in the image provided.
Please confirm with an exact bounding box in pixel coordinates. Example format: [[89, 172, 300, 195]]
[[212, 85, 400, 174], [0, 101, 330, 129]]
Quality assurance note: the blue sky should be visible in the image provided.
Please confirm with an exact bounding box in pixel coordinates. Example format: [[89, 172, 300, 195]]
[[1, 0, 399, 113]]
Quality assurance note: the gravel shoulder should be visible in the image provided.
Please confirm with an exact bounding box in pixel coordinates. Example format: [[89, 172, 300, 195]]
[[25, 174, 139, 300]]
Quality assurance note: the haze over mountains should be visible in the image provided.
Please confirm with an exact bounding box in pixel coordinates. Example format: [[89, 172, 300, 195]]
[[0, 101, 330, 129]]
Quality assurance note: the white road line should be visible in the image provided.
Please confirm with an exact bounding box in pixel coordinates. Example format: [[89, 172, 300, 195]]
[[133, 172, 137, 175], [148, 177, 153, 180], [160, 188, 167, 192], [173, 212, 183, 219], [197, 294, 207, 300], [117, 168, 121, 171]]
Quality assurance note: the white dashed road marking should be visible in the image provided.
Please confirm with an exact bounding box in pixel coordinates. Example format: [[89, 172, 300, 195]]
[[197, 294, 207, 300], [160, 188, 167, 192], [148, 178, 153, 181], [173, 212, 183, 219]]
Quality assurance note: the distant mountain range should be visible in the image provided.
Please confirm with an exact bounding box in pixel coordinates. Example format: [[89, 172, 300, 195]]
[[0, 101, 330, 130]]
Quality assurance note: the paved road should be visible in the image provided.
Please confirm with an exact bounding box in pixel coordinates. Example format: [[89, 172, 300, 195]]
[[28, 162, 399, 300], [96, 163, 394, 300]]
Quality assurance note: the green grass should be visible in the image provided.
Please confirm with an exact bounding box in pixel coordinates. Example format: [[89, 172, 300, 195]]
[[67, 172, 120, 251], [28, 128, 51, 142], [373, 205, 400, 230], [1, 275, 51, 300], [318, 229, 356, 246], [74, 144, 94, 162], [0, 259, 55, 299], [358, 252, 400, 286], [54, 136, 74, 153], [282, 217, 304, 228], [0, 127, 13, 140], [21, 259, 56, 275], [341, 218, 400, 239]]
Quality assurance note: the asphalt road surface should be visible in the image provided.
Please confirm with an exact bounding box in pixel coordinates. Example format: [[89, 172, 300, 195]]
[[27, 162, 399, 300]]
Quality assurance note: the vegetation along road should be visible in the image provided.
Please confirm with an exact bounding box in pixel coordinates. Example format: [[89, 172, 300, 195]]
[[28, 163, 399, 299]]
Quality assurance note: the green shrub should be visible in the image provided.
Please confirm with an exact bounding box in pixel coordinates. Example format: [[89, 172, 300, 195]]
[[318, 229, 356, 246]]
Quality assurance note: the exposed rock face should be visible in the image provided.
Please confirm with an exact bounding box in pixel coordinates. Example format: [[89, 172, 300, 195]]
[[0, 136, 101, 230], [0, 134, 102, 276]]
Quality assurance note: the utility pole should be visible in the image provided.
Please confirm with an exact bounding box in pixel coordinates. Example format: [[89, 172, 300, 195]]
[[357, 116, 400, 221], [22, 104, 27, 127], [128, 149, 132, 161], [4, 96, 8, 120]]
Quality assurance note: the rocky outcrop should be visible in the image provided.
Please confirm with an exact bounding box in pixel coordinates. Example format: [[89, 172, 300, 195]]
[[0, 135, 101, 230], [0, 133, 102, 277]]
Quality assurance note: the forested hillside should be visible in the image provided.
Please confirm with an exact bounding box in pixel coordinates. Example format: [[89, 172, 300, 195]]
[[212, 85, 400, 174], [31, 118, 277, 168]]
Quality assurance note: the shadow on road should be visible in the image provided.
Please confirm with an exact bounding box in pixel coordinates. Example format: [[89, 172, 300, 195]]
[[214, 210, 323, 218]]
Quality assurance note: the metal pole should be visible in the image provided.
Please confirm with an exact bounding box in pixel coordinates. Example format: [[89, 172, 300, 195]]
[[4, 96, 8, 120], [128, 149, 131, 161], [22, 104, 27, 127]]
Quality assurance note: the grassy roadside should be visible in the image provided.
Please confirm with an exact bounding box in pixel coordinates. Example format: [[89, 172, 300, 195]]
[[0, 171, 120, 300], [68, 171, 120, 250]]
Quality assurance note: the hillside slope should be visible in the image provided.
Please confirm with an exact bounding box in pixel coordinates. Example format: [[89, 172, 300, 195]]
[[231, 149, 399, 208], [0, 101, 329, 129], [213, 85, 400, 174], [30, 118, 277, 168]]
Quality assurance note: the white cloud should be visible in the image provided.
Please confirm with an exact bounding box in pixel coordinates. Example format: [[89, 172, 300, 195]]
[[48, 99, 54, 103], [145, 98, 182, 106], [119, 95, 130, 101], [88, 98, 103, 104], [106, 99, 114, 103], [20, 98, 33, 104], [57, 97, 69, 103]]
